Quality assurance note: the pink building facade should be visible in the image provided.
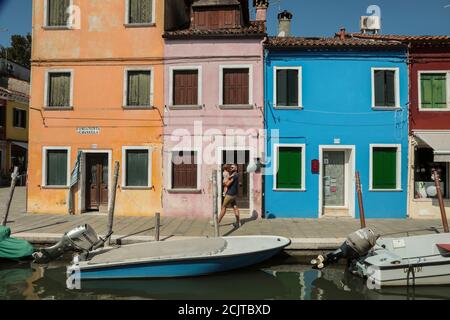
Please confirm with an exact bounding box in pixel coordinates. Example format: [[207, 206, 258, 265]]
[[162, 0, 267, 218]]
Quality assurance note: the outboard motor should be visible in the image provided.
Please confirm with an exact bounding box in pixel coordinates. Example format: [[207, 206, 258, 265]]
[[311, 228, 379, 269], [33, 224, 111, 264]]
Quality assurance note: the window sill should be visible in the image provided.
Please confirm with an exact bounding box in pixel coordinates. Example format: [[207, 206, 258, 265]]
[[13, 127, 26, 130], [219, 104, 254, 110], [43, 106, 73, 111], [369, 188, 403, 192], [42, 26, 72, 30], [273, 188, 306, 192], [418, 108, 450, 112], [273, 105, 303, 110], [413, 198, 450, 202], [41, 185, 69, 190], [168, 105, 203, 110], [123, 105, 154, 110], [167, 189, 202, 194], [121, 186, 153, 190], [124, 23, 156, 28], [371, 106, 401, 111]]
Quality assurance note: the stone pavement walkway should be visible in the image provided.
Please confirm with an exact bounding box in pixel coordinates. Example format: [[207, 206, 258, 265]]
[[1, 187, 449, 250]]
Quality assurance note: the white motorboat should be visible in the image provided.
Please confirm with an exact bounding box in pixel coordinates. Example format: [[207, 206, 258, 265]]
[[311, 228, 450, 288]]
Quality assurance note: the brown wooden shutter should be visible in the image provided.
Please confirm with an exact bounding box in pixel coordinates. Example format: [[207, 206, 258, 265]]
[[223, 68, 249, 105], [172, 151, 197, 189], [173, 70, 198, 105]]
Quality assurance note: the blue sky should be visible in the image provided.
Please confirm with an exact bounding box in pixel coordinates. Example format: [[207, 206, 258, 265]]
[[0, 0, 449, 47]]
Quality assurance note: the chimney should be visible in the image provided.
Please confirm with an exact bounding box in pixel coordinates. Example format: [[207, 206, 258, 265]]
[[254, 0, 269, 22], [277, 10, 293, 37], [338, 27, 346, 40]]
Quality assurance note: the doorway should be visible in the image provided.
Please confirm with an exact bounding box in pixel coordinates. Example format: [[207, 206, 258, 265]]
[[220, 149, 250, 209], [319, 146, 355, 217], [85, 153, 109, 212]]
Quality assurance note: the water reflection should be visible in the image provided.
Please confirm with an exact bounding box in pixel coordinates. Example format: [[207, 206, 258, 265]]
[[1, 259, 450, 300]]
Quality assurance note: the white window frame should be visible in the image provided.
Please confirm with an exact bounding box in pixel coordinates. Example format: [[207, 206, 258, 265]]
[[42, 146, 71, 187], [43, 0, 74, 29], [12, 107, 27, 129], [167, 149, 201, 192], [44, 69, 74, 108], [124, 0, 156, 26], [273, 143, 306, 191], [168, 66, 203, 109], [219, 64, 253, 108], [418, 71, 450, 112], [123, 66, 154, 108], [369, 144, 402, 191], [121, 146, 153, 188], [273, 66, 303, 109], [371, 67, 401, 109]]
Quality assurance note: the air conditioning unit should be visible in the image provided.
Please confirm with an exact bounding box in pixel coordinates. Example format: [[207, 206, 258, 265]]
[[360, 15, 381, 33]]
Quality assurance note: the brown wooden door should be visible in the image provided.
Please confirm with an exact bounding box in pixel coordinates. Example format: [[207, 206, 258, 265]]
[[86, 154, 108, 211], [222, 150, 250, 209]]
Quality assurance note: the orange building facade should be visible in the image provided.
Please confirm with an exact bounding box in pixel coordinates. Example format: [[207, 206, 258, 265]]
[[28, 0, 164, 216]]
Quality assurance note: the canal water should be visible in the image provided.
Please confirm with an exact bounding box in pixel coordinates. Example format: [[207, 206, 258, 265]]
[[1, 253, 449, 300]]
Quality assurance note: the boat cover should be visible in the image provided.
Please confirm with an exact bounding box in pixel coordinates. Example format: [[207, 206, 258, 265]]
[[88, 238, 227, 265], [0, 226, 34, 260]]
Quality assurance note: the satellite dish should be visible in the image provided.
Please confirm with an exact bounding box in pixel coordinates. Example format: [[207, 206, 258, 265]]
[[426, 185, 437, 197]]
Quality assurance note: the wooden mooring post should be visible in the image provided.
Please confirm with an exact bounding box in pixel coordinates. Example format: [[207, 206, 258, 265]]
[[212, 170, 219, 237], [433, 170, 449, 233], [355, 171, 366, 229], [107, 161, 120, 245], [155, 212, 160, 241], [2, 167, 19, 226]]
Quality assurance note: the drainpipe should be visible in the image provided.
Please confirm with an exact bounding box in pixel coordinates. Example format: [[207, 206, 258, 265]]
[[260, 36, 267, 219]]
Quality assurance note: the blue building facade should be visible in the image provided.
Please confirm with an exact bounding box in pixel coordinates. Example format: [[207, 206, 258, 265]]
[[263, 37, 409, 219]]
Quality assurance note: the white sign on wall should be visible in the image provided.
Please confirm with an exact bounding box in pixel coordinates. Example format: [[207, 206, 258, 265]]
[[77, 127, 100, 135]]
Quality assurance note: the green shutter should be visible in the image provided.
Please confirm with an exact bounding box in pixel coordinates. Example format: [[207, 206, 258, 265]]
[[129, 0, 152, 24], [48, 0, 70, 26], [372, 147, 397, 189], [127, 71, 151, 106], [47, 150, 68, 186], [126, 150, 149, 187], [421, 73, 447, 109], [48, 73, 70, 107], [277, 147, 302, 189]]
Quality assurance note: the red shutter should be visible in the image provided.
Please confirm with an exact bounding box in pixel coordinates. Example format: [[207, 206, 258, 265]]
[[173, 70, 198, 106], [172, 152, 197, 189], [223, 68, 249, 105]]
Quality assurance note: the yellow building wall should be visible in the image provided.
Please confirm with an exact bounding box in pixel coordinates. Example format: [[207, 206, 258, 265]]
[[6, 100, 29, 142], [28, 0, 164, 216]]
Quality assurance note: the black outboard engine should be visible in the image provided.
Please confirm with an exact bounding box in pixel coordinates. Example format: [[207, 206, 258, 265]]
[[33, 224, 111, 264], [311, 228, 379, 269]]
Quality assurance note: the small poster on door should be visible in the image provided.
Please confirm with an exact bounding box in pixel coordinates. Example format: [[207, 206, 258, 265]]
[[330, 186, 337, 193]]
